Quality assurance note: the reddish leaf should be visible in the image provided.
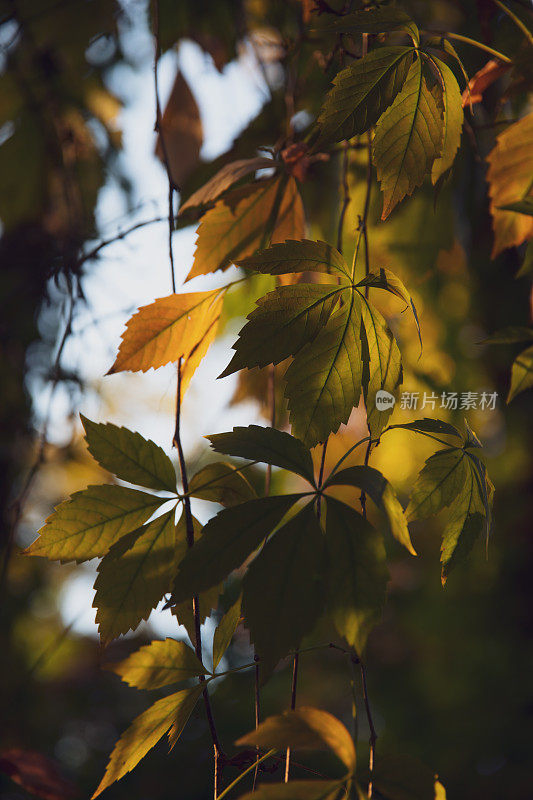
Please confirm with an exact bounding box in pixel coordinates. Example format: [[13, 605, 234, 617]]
[[0, 749, 77, 800]]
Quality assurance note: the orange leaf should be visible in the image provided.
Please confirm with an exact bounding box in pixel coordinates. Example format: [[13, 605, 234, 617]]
[[108, 290, 223, 390], [0, 749, 77, 800], [487, 113, 533, 257], [461, 59, 510, 108], [187, 176, 305, 280]]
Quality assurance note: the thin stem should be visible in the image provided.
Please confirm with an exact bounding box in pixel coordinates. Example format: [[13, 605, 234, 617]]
[[264, 364, 276, 496], [316, 439, 329, 518], [337, 141, 351, 255], [360, 437, 372, 519], [327, 435, 373, 480], [353, 654, 377, 799], [491, 0, 533, 46], [284, 652, 300, 782], [421, 30, 512, 63], [217, 750, 277, 800], [76, 216, 166, 269], [252, 657, 261, 792]]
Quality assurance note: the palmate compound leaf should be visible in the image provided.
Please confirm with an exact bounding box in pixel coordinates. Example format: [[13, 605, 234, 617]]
[[324, 497, 388, 652], [236, 780, 343, 800], [178, 156, 275, 218], [107, 289, 224, 393], [314, 6, 419, 44], [243, 502, 325, 676], [94, 508, 182, 644], [25, 485, 166, 563], [81, 416, 177, 493], [235, 239, 350, 280], [212, 594, 242, 670], [406, 445, 493, 582], [187, 461, 257, 507], [170, 494, 306, 605], [324, 465, 415, 555], [237, 707, 356, 774], [316, 46, 415, 145], [108, 638, 207, 689], [206, 425, 316, 484], [218, 283, 344, 378], [486, 113, 533, 256], [187, 176, 305, 280], [373, 57, 443, 219], [508, 343, 533, 402], [92, 683, 204, 798], [427, 56, 463, 185]]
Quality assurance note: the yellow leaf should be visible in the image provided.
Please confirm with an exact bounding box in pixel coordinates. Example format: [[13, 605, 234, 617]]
[[487, 112, 533, 257], [187, 176, 305, 280], [108, 290, 224, 391]]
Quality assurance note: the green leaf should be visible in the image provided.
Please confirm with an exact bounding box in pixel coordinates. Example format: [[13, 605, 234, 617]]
[[285, 290, 363, 448], [517, 241, 533, 278], [406, 448, 466, 522], [356, 267, 421, 348], [373, 58, 443, 219], [372, 753, 445, 799], [508, 343, 533, 402], [92, 684, 203, 798], [243, 502, 325, 675], [207, 425, 316, 484], [315, 7, 419, 44], [219, 283, 343, 377], [237, 707, 356, 773], [324, 465, 415, 555], [171, 495, 304, 604], [360, 295, 403, 438], [317, 46, 415, 144], [107, 638, 207, 689], [325, 497, 388, 652], [25, 485, 166, 563], [429, 56, 464, 184], [212, 594, 242, 670], [440, 461, 487, 584], [483, 326, 533, 344], [236, 781, 344, 800], [172, 582, 222, 644], [499, 197, 533, 215], [81, 416, 177, 493], [94, 509, 179, 644], [389, 419, 461, 438], [236, 239, 350, 280], [188, 462, 256, 507]]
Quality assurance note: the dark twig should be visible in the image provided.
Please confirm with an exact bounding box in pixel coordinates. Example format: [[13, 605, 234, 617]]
[[353, 654, 377, 798]]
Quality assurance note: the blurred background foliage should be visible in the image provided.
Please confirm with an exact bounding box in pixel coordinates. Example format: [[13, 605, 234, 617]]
[[0, 0, 532, 799]]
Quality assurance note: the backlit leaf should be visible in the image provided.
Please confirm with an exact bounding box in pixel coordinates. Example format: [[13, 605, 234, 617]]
[[94, 509, 179, 644], [373, 58, 443, 219], [486, 113, 533, 256], [499, 197, 533, 216], [212, 594, 242, 670], [508, 343, 533, 402], [155, 70, 202, 187], [108, 638, 207, 689], [187, 177, 305, 280], [237, 707, 356, 773], [324, 465, 415, 555], [285, 291, 363, 448], [360, 295, 403, 438], [25, 485, 166, 563], [356, 266, 421, 347], [389, 419, 461, 438], [92, 685, 203, 798], [243, 502, 325, 675], [236, 239, 350, 280], [171, 494, 304, 604], [178, 156, 275, 218], [236, 780, 343, 800], [317, 47, 414, 144], [107, 290, 224, 390], [440, 461, 487, 583], [325, 497, 388, 652], [406, 448, 467, 521], [219, 283, 343, 377], [207, 425, 316, 484], [429, 56, 463, 184], [188, 461, 256, 507], [0, 749, 77, 800], [315, 7, 419, 44], [81, 416, 177, 493]]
